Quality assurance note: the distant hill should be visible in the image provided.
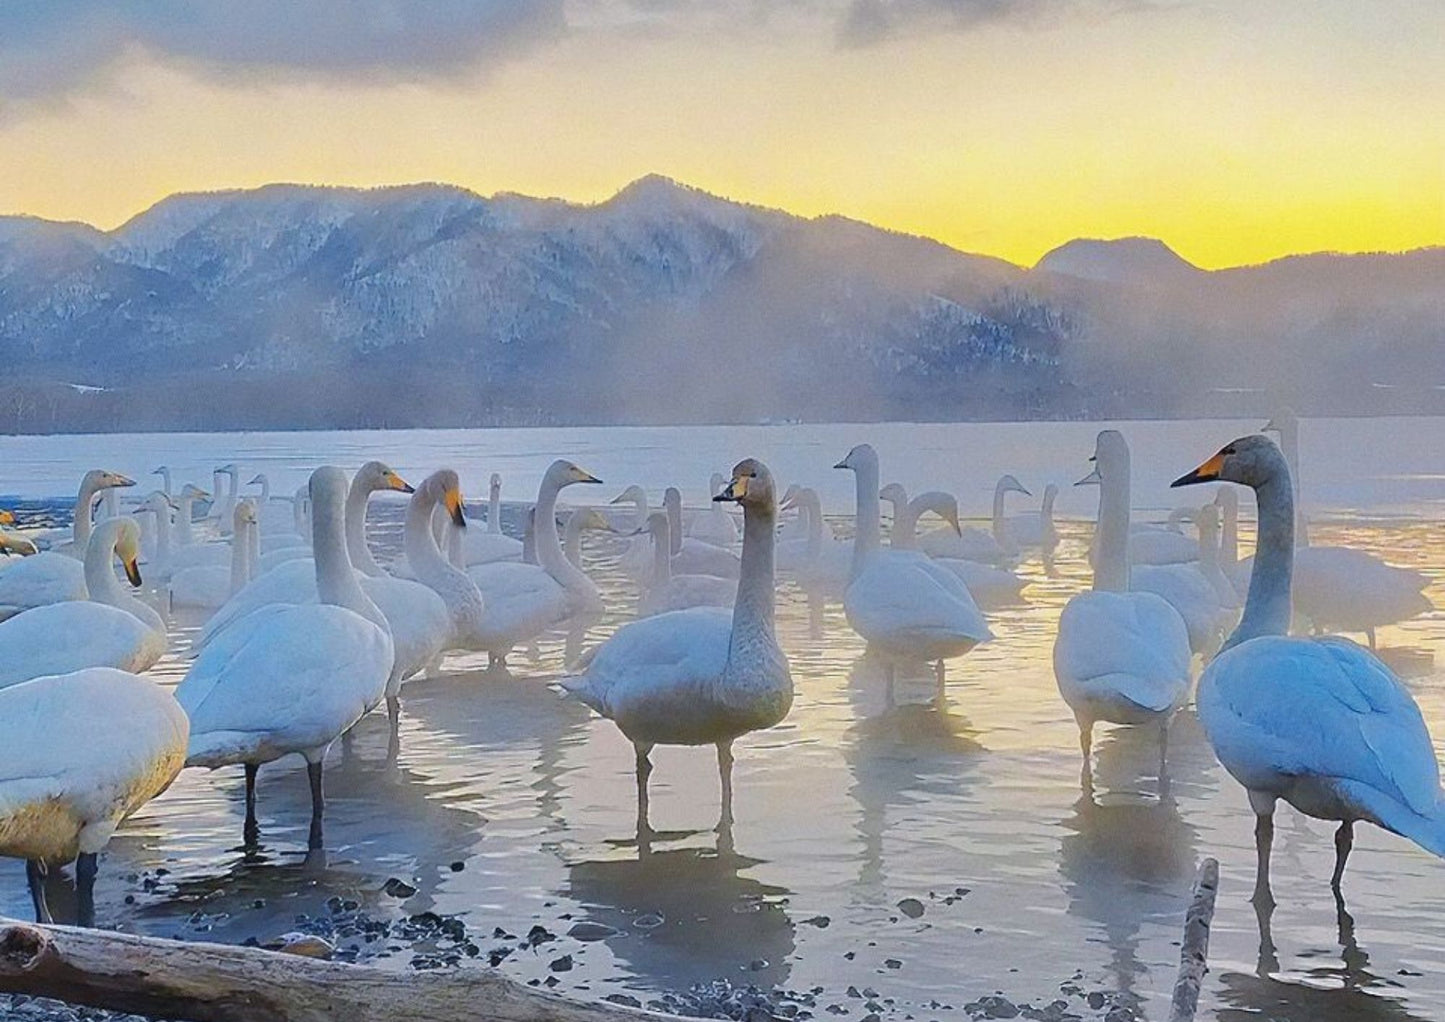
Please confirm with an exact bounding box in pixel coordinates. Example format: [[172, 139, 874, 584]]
[[0, 177, 1440, 432]]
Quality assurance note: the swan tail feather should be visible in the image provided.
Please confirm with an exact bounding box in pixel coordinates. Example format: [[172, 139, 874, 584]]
[[1336, 778, 1445, 859]]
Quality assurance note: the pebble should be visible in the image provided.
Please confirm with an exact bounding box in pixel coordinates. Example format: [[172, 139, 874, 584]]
[[567, 921, 622, 942], [896, 899, 925, 919], [382, 877, 418, 899]]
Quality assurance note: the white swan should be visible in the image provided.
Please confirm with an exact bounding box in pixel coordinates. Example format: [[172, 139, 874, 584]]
[[171, 483, 208, 548], [637, 511, 735, 617], [458, 473, 524, 566], [1054, 430, 1191, 782], [401, 470, 486, 658], [0, 519, 168, 687], [0, 668, 187, 925], [170, 501, 257, 611], [894, 490, 1028, 610], [1002, 482, 1060, 574], [152, 465, 172, 497], [917, 474, 1029, 566], [177, 466, 393, 854], [564, 459, 792, 834], [687, 473, 741, 549], [246, 472, 294, 536], [1120, 508, 1199, 566], [1173, 434, 1445, 900], [837, 444, 992, 702], [466, 461, 604, 666], [46, 470, 135, 559], [777, 487, 850, 598], [663, 487, 741, 579], [1194, 503, 1242, 611], [1124, 504, 1230, 658], [0, 518, 163, 635], [563, 507, 610, 570], [209, 464, 240, 535]]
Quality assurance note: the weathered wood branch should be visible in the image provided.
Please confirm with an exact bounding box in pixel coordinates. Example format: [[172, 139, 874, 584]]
[[0, 917, 672, 1022], [1167, 856, 1219, 1022]]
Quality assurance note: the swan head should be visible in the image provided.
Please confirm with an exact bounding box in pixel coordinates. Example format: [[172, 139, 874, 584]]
[[1172, 434, 1287, 490], [357, 461, 414, 495], [664, 487, 682, 511], [778, 483, 802, 512], [911, 491, 963, 535], [1213, 486, 1238, 512], [95, 517, 144, 586], [546, 461, 603, 490], [489, 472, 502, 492], [84, 469, 136, 492], [144, 490, 177, 513], [1196, 502, 1220, 541], [638, 510, 670, 539], [216, 463, 239, 477], [1076, 429, 1128, 486], [180, 483, 210, 501], [0, 509, 12, 525], [610, 484, 645, 506], [715, 459, 776, 512], [572, 508, 612, 532], [834, 444, 877, 472], [247, 473, 267, 488], [879, 482, 908, 507], [999, 474, 1031, 497], [152, 465, 168, 476], [234, 499, 259, 530], [420, 469, 467, 528], [1262, 408, 1298, 434]]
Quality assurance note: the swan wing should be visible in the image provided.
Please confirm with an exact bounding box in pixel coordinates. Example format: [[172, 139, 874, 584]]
[[0, 553, 87, 614], [1054, 591, 1191, 713], [846, 551, 992, 644], [0, 604, 163, 688], [562, 607, 732, 719], [195, 558, 316, 649]]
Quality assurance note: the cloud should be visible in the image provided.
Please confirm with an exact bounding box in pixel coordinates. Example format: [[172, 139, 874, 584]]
[[838, 0, 1165, 45], [0, 1, 566, 105]]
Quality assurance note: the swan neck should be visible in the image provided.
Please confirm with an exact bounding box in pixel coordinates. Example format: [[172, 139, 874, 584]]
[[345, 478, 386, 579], [314, 492, 385, 632], [489, 486, 502, 534], [728, 502, 778, 656], [230, 523, 249, 595], [73, 480, 99, 547], [564, 513, 585, 569], [850, 460, 882, 579], [84, 533, 124, 606], [536, 481, 588, 591], [404, 487, 454, 586], [175, 497, 194, 545], [1093, 464, 1130, 593], [892, 500, 920, 551], [803, 493, 822, 557], [991, 480, 1008, 541], [153, 503, 171, 567], [667, 498, 683, 556], [1226, 476, 1294, 650], [652, 523, 672, 584]]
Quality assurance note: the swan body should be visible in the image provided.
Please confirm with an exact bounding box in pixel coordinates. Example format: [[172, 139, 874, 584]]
[[0, 668, 188, 924], [465, 461, 604, 662], [400, 471, 486, 656], [838, 446, 992, 675], [170, 502, 257, 611], [0, 553, 86, 620], [916, 474, 1029, 567], [888, 487, 1027, 611], [1057, 430, 1192, 772], [0, 603, 166, 689], [177, 466, 393, 853], [1130, 562, 1227, 657], [1173, 434, 1445, 895]]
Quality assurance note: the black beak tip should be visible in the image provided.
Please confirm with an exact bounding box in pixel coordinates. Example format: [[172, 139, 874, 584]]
[[401, 484, 416, 494], [1170, 471, 1199, 488], [832, 461, 847, 470], [712, 494, 730, 503]]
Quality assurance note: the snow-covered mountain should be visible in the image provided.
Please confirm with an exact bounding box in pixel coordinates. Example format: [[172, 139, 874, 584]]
[[0, 177, 1439, 431]]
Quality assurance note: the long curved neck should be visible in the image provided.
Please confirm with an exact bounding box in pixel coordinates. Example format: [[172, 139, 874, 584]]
[[73, 480, 100, 547], [151, 501, 172, 568], [1198, 521, 1219, 570], [84, 534, 125, 607], [405, 490, 457, 587], [850, 461, 881, 579], [489, 483, 502, 534], [992, 479, 1009, 541], [1219, 497, 1238, 568], [1093, 466, 1130, 593], [666, 497, 683, 557], [564, 513, 585, 568], [230, 521, 249, 595], [257, 477, 270, 502], [725, 500, 778, 669], [628, 492, 648, 531], [652, 522, 672, 584], [536, 482, 589, 591], [314, 495, 386, 633], [345, 478, 386, 579], [247, 516, 259, 580], [101, 488, 118, 520], [159, 469, 171, 496], [175, 497, 195, 545], [1226, 474, 1294, 650], [1278, 422, 1310, 547], [803, 491, 823, 557], [226, 472, 238, 499], [1042, 487, 1057, 522], [892, 500, 921, 551]]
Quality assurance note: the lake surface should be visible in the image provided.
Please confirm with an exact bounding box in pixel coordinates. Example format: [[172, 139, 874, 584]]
[[2, 417, 1444, 1022]]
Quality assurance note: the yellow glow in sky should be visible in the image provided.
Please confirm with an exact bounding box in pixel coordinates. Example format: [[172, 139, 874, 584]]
[[0, 2, 1440, 269]]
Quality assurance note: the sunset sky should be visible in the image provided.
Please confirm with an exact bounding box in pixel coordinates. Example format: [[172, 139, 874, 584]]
[[1, 0, 1440, 269]]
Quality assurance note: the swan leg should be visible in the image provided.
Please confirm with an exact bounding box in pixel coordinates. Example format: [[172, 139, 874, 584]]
[[1157, 717, 1171, 791], [1366, 627, 1378, 651], [26, 860, 52, 925], [307, 760, 325, 852], [74, 852, 98, 928], [243, 763, 260, 848], [386, 695, 401, 763], [884, 662, 896, 708], [716, 741, 735, 833], [1077, 718, 1094, 793], [1331, 820, 1354, 893], [933, 660, 947, 707], [634, 743, 655, 843], [1251, 808, 1276, 910]]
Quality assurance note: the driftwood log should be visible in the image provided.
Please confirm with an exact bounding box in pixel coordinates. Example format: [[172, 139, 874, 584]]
[[1167, 857, 1219, 1022], [0, 917, 674, 1022]]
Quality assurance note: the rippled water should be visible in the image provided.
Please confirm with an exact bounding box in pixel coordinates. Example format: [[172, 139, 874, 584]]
[[2, 419, 1444, 1021]]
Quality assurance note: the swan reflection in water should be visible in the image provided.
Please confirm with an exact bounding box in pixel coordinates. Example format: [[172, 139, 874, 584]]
[[565, 814, 796, 991]]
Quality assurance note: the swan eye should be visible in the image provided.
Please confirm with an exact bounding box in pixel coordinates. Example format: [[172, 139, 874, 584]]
[[1221, 445, 1237, 456]]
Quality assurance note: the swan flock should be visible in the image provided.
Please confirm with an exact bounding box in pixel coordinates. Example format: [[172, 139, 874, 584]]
[[0, 416, 1440, 965]]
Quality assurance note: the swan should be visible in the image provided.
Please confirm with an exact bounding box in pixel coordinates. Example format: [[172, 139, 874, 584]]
[[400, 470, 486, 657], [46, 470, 135, 558], [774, 484, 816, 573], [0, 518, 163, 635], [1054, 430, 1192, 783], [563, 459, 792, 834], [894, 490, 1027, 610], [1121, 504, 1230, 658], [687, 473, 741, 549], [1194, 503, 1242, 611], [563, 507, 611, 570], [1119, 507, 1199, 566], [1215, 487, 1241, 582], [663, 488, 741, 579], [612, 484, 656, 583], [917, 474, 1029, 566], [198, 462, 415, 648], [636, 511, 735, 617], [1173, 433, 1445, 900], [246, 473, 295, 535], [209, 464, 240, 535], [152, 465, 172, 497], [466, 461, 604, 666], [458, 473, 524, 565], [177, 466, 393, 854], [1002, 483, 1060, 573], [0, 520, 168, 687], [837, 444, 992, 702], [777, 487, 850, 598], [171, 484, 208, 548], [170, 501, 258, 611], [0, 668, 188, 925]]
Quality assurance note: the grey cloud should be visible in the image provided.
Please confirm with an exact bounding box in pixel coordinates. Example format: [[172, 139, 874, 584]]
[[0, 1, 565, 105], [837, 0, 1168, 46]]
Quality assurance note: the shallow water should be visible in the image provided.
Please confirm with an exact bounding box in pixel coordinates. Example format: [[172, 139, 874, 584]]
[[2, 418, 1444, 1021]]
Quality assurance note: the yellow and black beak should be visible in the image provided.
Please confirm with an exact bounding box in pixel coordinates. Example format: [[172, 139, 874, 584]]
[[124, 557, 143, 587], [576, 470, 603, 485], [386, 471, 415, 494], [715, 474, 750, 503], [445, 487, 467, 528], [1172, 451, 1226, 488]]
